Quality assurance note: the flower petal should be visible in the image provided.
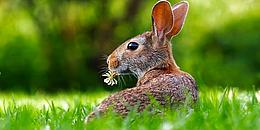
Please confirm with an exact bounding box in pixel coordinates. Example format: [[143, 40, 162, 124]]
[[113, 79, 117, 85], [107, 81, 112, 85], [104, 78, 110, 83], [114, 79, 117, 85], [102, 73, 109, 77]]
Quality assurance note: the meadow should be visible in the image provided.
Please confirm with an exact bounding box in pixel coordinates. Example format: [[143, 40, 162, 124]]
[[0, 87, 259, 130], [0, 0, 259, 129]]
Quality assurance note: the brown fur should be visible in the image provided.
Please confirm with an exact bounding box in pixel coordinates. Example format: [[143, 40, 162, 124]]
[[85, 1, 197, 122]]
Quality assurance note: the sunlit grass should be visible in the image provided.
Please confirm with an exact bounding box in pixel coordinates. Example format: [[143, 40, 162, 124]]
[[0, 87, 259, 129], [0, 91, 109, 110]]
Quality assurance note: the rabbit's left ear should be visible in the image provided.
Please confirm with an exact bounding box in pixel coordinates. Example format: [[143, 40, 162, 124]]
[[152, 1, 174, 41]]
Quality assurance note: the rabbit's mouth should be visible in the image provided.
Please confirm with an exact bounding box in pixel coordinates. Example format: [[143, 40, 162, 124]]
[[109, 66, 131, 76], [117, 68, 132, 75]]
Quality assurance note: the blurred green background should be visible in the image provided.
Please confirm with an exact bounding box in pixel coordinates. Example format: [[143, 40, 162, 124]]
[[0, 0, 259, 92]]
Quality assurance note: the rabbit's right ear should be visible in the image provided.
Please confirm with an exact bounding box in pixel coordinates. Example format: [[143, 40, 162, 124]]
[[152, 1, 174, 42], [166, 1, 189, 38]]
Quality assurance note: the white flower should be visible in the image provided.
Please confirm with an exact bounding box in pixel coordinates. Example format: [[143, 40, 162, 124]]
[[102, 71, 118, 86]]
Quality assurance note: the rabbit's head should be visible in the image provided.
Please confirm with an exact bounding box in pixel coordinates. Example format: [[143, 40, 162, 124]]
[[107, 1, 189, 78]]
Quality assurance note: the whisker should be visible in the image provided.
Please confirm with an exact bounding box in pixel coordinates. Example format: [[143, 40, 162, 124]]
[[118, 73, 132, 76], [99, 66, 108, 70], [117, 76, 123, 89], [98, 70, 107, 75], [99, 64, 108, 67], [128, 74, 133, 82], [132, 73, 138, 79], [100, 54, 108, 59], [98, 63, 107, 68], [120, 75, 127, 86], [98, 67, 108, 74]]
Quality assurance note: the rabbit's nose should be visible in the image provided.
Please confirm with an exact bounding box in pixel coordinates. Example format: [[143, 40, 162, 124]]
[[107, 54, 119, 69], [106, 58, 110, 65]]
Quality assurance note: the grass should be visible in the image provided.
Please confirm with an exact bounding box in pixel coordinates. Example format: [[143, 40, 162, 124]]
[[0, 87, 259, 130]]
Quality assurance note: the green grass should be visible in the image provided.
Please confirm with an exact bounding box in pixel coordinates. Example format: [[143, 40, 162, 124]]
[[0, 87, 259, 130]]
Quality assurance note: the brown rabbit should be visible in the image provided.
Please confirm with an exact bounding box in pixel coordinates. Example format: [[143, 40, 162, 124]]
[[85, 0, 198, 122]]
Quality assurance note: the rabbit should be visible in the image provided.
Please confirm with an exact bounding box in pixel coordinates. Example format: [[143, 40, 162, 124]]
[[85, 0, 198, 122]]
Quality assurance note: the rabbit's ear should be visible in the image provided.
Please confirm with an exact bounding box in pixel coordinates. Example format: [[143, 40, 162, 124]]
[[152, 1, 174, 41], [167, 1, 189, 38]]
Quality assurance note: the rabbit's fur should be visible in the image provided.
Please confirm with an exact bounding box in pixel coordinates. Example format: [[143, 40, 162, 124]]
[[85, 0, 198, 122]]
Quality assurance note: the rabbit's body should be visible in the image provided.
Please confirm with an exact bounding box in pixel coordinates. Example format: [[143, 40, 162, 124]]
[[85, 1, 198, 122], [99, 70, 197, 115]]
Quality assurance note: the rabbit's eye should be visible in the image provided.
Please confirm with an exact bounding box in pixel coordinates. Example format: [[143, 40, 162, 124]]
[[127, 42, 139, 50]]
